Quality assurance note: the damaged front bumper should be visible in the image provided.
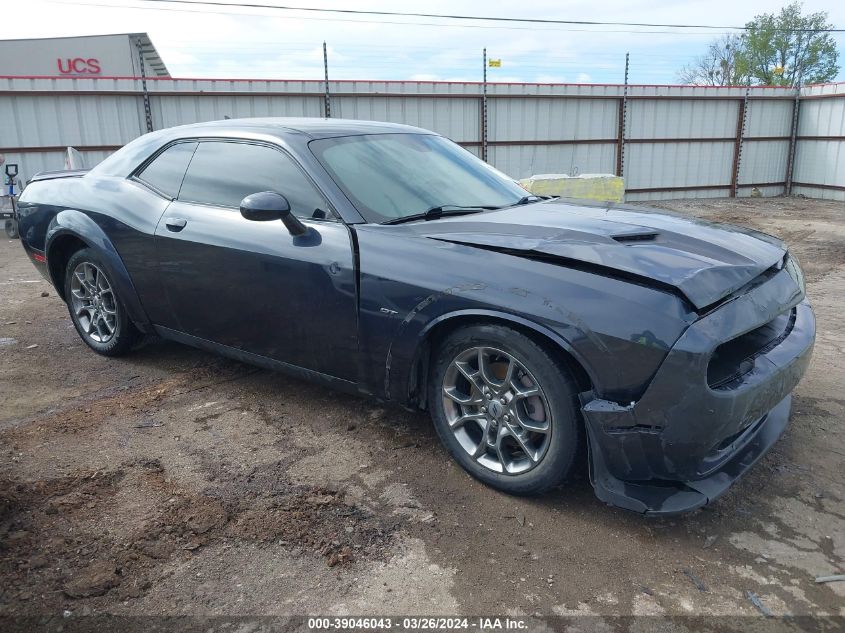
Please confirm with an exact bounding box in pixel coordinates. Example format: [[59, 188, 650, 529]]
[[580, 267, 815, 516]]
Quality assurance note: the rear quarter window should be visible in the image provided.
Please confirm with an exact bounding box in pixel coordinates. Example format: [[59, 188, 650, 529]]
[[136, 142, 198, 198]]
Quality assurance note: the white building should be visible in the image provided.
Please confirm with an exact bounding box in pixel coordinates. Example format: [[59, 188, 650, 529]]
[[0, 32, 169, 78]]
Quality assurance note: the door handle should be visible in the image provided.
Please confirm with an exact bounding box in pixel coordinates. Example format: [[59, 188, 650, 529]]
[[165, 217, 187, 232]]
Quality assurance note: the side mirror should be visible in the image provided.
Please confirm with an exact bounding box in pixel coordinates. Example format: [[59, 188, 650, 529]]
[[239, 191, 307, 236]]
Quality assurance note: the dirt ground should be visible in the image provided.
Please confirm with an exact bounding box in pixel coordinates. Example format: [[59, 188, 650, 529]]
[[1, 196, 843, 624]]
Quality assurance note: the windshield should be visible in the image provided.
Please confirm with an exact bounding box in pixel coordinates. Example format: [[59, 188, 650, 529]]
[[309, 133, 527, 223]]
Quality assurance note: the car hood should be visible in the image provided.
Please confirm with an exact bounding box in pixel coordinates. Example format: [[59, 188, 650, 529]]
[[411, 200, 787, 310]]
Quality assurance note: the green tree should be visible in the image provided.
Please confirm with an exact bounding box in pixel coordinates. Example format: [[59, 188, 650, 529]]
[[737, 1, 839, 86]]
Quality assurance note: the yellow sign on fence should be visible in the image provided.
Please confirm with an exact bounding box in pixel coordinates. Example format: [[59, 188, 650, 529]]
[[488, 59, 502, 68]]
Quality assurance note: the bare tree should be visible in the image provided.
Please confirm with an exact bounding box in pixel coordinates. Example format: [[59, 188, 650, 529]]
[[678, 34, 748, 86]]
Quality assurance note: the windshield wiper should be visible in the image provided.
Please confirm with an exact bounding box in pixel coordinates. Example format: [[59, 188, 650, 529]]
[[484, 195, 549, 211], [511, 195, 544, 206], [381, 205, 497, 225]]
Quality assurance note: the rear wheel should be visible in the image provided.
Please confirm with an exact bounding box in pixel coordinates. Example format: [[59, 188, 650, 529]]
[[4, 219, 18, 239], [428, 324, 582, 495], [64, 248, 139, 356]]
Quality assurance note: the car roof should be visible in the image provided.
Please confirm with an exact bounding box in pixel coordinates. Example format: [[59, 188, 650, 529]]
[[164, 117, 432, 140], [86, 116, 439, 204]]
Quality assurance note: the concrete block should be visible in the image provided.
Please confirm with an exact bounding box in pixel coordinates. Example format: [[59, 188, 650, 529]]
[[520, 173, 624, 203]]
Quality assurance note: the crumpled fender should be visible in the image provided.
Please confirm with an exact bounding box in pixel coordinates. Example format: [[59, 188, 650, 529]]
[[383, 292, 598, 405], [354, 225, 691, 406], [45, 210, 153, 332]]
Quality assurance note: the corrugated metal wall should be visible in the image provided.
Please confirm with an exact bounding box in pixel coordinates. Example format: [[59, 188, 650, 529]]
[[792, 83, 845, 201], [1, 76, 843, 201]]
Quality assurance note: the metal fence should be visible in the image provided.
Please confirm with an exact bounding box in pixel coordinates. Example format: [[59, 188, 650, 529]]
[[792, 82, 845, 201], [1, 75, 843, 201]]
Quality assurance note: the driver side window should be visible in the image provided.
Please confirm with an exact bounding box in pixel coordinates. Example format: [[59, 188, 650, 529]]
[[178, 141, 332, 220]]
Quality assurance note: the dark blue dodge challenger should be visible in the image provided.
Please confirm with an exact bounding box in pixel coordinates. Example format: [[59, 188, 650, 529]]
[[17, 119, 815, 515]]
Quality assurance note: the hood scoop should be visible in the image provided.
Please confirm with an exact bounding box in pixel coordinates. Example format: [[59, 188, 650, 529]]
[[612, 231, 659, 243]]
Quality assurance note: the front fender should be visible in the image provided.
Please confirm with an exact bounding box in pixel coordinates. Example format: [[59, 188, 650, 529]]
[[46, 210, 153, 332], [386, 306, 598, 405], [355, 227, 693, 405]]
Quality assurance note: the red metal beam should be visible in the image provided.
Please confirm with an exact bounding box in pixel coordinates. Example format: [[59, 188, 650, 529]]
[[628, 137, 734, 144], [626, 184, 731, 194], [794, 93, 845, 101], [737, 182, 787, 188], [626, 182, 785, 194], [6, 137, 798, 154], [0, 88, 802, 101], [489, 139, 617, 146], [744, 136, 793, 142], [795, 135, 845, 141], [791, 181, 845, 192], [613, 136, 790, 144]]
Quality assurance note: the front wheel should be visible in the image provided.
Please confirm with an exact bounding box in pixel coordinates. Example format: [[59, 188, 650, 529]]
[[64, 248, 140, 357], [428, 324, 583, 496]]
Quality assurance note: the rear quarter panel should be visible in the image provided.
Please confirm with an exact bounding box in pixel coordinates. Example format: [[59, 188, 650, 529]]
[[17, 175, 171, 325]]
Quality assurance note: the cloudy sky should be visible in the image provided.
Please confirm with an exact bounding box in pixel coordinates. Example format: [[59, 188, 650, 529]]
[[4, 0, 844, 84]]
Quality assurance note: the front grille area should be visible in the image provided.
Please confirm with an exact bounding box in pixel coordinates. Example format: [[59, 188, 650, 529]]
[[707, 309, 796, 390]]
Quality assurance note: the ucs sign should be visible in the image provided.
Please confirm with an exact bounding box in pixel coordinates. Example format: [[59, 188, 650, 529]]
[[56, 58, 102, 75]]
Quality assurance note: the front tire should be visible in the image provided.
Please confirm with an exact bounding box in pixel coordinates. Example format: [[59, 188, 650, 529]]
[[428, 324, 583, 496], [64, 248, 139, 357]]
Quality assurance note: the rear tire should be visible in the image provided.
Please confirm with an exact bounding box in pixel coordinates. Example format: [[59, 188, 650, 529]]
[[428, 323, 582, 496], [64, 248, 140, 357], [4, 219, 18, 239]]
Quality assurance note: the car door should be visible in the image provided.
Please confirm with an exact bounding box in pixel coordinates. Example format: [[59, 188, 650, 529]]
[[153, 139, 358, 381], [121, 140, 199, 326]]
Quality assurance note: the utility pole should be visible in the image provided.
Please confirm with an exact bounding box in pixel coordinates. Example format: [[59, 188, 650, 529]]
[[323, 41, 331, 119], [482, 47, 488, 162]]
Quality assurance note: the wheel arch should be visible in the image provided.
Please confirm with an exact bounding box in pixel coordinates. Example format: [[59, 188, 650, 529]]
[[45, 212, 153, 333], [402, 309, 595, 410], [46, 233, 89, 301]]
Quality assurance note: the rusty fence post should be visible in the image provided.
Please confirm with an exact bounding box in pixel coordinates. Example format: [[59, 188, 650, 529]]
[[482, 48, 488, 162], [617, 53, 629, 180], [730, 87, 749, 198], [136, 41, 153, 133], [323, 41, 331, 119], [784, 86, 801, 195]]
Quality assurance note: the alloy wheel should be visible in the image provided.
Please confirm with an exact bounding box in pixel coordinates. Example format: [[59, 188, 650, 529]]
[[69, 261, 118, 344], [441, 346, 553, 475]]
